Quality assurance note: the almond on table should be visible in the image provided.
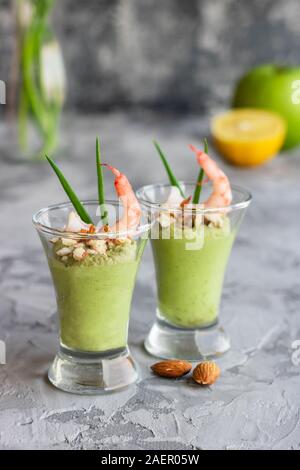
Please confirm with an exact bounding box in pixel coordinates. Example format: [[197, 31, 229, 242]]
[[192, 361, 220, 386], [151, 360, 192, 378]]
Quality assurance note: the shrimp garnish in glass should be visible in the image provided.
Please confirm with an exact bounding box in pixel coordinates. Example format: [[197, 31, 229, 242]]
[[189, 145, 232, 208], [101, 164, 141, 233]]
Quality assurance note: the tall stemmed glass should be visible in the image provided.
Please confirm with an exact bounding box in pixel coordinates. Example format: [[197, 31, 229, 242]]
[[33, 200, 149, 394], [136, 182, 251, 360]]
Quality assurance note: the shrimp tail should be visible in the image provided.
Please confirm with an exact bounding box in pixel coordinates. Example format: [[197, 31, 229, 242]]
[[101, 163, 141, 233], [101, 163, 120, 178], [189, 144, 232, 208], [189, 144, 209, 167]]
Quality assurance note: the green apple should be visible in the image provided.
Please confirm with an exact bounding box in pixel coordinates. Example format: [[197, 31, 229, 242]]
[[232, 65, 300, 149]]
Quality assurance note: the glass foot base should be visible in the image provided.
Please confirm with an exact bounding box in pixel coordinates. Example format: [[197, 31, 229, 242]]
[[145, 319, 230, 361], [48, 347, 138, 395]]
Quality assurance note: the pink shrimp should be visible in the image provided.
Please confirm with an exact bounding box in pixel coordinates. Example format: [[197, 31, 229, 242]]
[[189, 145, 232, 208], [102, 164, 141, 233]]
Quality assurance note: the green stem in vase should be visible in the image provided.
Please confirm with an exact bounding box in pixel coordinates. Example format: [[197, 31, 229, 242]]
[[192, 138, 208, 204], [46, 155, 93, 224], [153, 140, 185, 198], [96, 137, 108, 221], [17, 0, 65, 159]]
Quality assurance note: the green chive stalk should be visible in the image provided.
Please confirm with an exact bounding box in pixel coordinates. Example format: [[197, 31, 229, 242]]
[[153, 140, 185, 198], [192, 138, 208, 204], [96, 137, 108, 221], [46, 156, 93, 224]]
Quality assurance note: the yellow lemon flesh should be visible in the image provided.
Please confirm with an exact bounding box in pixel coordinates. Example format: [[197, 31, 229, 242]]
[[211, 109, 286, 167]]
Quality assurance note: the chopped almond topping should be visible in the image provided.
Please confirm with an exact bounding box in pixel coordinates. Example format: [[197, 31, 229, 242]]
[[61, 238, 77, 247], [56, 247, 73, 257], [111, 238, 127, 245], [205, 213, 224, 228], [87, 239, 107, 254], [73, 246, 87, 261], [87, 249, 97, 255]]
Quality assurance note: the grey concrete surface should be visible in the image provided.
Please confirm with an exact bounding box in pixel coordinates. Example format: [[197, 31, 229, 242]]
[[0, 112, 300, 449]]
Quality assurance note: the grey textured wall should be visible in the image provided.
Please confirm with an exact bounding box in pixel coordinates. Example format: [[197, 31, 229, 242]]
[[1, 0, 300, 112]]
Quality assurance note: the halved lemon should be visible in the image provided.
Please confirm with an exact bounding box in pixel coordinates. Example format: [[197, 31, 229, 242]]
[[211, 109, 286, 167]]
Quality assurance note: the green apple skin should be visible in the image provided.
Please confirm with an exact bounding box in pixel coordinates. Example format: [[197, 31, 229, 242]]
[[232, 65, 300, 150]]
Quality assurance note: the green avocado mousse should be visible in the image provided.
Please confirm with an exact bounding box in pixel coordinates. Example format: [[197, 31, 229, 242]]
[[152, 216, 234, 328], [136, 140, 251, 360], [33, 138, 149, 394], [49, 234, 143, 352]]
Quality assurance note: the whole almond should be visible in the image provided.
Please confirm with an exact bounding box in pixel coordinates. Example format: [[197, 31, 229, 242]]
[[151, 359, 192, 378], [193, 361, 220, 385]]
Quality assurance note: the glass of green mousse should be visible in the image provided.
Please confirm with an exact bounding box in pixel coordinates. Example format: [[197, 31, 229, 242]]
[[33, 200, 149, 394], [136, 182, 251, 360]]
